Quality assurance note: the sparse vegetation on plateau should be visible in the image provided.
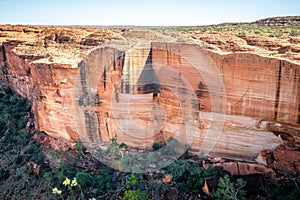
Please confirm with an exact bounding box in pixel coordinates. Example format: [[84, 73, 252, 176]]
[[165, 16, 300, 37]]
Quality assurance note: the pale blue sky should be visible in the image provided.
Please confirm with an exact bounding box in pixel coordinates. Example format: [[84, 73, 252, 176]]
[[0, 0, 299, 26]]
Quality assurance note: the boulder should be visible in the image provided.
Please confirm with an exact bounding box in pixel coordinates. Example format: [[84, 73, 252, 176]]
[[215, 161, 276, 178], [255, 150, 274, 167]]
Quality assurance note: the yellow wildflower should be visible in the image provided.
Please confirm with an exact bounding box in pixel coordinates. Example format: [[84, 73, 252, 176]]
[[52, 187, 62, 195], [71, 177, 78, 187], [63, 177, 71, 186]]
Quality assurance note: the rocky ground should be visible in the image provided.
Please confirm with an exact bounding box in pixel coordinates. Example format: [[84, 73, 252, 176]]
[[0, 16, 299, 67], [0, 25, 119, 68], [181, 16, 300, 63]]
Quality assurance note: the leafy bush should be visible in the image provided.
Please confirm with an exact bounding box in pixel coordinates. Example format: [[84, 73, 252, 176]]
[[212, 175, 246, 200], [166, 160, 216, 192], [108, 136, 123, 160], [254, 30, 262, 35], [289, 29, 300, 36], [123, 174, 148, 200], [24, 143, 44, 164], [152, 142, 163, 150], [76, 171, 94, 187], [75, 140, 83, 155], [271, 184, 300, 200], [147, 180, 170, 199], [44, 161, 116, 198], [236, 31, 246, 37], [123, 189, 148, 200], [126, 174, 138, 189], [0, 88, 50, 199], [93, 167, 114, 195]]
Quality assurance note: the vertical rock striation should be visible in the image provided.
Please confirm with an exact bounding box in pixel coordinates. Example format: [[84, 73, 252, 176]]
[[1, 28, 299, 161]]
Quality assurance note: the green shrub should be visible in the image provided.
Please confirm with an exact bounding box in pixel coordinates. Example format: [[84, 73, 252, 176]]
[[236, 31, 246, 37], [122, 174, 147, 199], [75, 171, 94, 187], [289, 29, 300, 36], [152, 142, 163, 150], [123, 189, 148, 200], [75, 140, 83, 155], [166, 160, 216, 192], [212, 175, 246, 200], [94, 167, 114, 195], [269, 51, 279, 56], [254, 30, 262, 35], [108, 136, 122, 160], [126, 174, 138, 189], [147, 180, 170, 198], [271, 185, 300, 200], [0, 88, 50, 199]]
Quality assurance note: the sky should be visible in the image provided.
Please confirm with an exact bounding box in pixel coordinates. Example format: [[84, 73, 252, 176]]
[[0, 0, 299, 26]]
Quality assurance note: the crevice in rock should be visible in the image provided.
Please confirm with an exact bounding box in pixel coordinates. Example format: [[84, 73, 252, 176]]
[[105, 112, 110, 137], [274, 60, 282, 120], [121, 56, 125, 93], [103, 65, 107, 90], [113, 51, 116, 71], [298, 104, 300, 124], [95, 111, 102, 142], [1, 45, 9, 81], [79, 61, 99, 142], [83, 110, 96, 142]]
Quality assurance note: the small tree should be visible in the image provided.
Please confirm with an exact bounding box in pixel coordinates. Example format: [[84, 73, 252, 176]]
[[212, 175, 247, 200]]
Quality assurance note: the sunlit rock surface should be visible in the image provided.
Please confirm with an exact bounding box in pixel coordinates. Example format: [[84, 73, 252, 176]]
[[1, 25, 299, 161]]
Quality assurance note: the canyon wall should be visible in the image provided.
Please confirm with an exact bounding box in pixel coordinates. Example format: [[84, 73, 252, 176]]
[[208, 52, 300, 125], [1, 38, 299, 160]]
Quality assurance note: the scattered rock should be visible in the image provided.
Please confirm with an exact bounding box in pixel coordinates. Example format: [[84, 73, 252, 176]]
[[215, 161, 275, 178], [278, 46, 290, 54], [208, 157, 226, 163], [215, 162, 239, 175], [25, 118, 34, 131], [162, 174, 173, 183], [202, 160, 213, 169], [202, 176, 219, 196], [268, 123, 300, 143], [237, 162, 276, 178], [27, 162, 41, 177], [255, 150, 274, 167]]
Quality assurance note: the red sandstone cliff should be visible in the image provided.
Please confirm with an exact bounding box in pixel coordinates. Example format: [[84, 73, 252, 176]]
[[0, 25, 299, 163]]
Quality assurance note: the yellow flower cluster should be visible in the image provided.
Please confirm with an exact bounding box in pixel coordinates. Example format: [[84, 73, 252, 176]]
[[63, 177, 78, 187], [52, 177, 78, 195], [52, 187, 62, 195], [71, 178, 78, 187], [63, 177, 71, 186]]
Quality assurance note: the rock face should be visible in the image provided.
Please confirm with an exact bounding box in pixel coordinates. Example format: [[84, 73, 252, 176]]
[[208, 52, 300, 125], [273, 144, 300, 173], [1, 25, 299, 162], [215, 161, 276, 178]]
